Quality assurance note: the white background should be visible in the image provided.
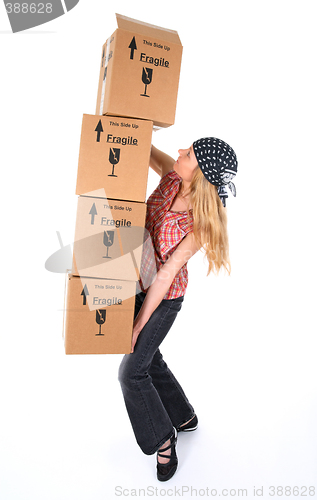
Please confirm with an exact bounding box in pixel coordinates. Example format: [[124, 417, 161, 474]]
[[0, 1, 316, 498]]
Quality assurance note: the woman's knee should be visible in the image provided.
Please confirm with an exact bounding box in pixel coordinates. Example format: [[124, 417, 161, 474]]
[[118, 355, 137, 388], [118, 356, 127, 384]]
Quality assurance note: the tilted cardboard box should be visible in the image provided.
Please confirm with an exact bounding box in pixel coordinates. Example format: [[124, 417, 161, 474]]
[[72, 195, 147, 281], [76, 114, 153, 203], [64, 274, 136, 354], [96, 14, 183, 129]]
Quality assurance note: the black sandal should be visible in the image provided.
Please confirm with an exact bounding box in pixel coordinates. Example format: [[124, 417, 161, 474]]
[[176, 414, 198, 432], [156, 428, 178, 482]]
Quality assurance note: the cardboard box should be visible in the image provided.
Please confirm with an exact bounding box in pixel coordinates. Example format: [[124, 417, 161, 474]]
[[76, 114, 153, 203], [96, 14, 183, 129], [64, 274, 136, 354], [72, 195, 147, 281]]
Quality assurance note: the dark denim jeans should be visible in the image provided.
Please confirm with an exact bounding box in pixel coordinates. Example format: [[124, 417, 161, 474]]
[[118, 292, 195, 455]]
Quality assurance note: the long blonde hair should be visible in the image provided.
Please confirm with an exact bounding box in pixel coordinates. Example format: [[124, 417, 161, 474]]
[[189, 167, 231, 275]]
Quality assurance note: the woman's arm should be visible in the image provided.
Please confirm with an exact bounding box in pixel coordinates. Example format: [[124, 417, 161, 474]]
[[131, 233, 200, 352], [149, 145, 176, 178]]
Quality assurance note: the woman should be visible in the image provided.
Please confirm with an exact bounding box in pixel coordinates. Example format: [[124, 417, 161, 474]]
[[118, 137, 238, 481]]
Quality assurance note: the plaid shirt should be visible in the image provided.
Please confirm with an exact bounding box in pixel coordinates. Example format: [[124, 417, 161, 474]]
[[139, 170, 194, 300]]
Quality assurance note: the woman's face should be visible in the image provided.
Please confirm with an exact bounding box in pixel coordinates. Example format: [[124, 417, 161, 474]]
[[174, 145, 198, 183]]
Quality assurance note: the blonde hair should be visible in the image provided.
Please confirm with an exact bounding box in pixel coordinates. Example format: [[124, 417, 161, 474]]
[[189, 167, 231, 275]]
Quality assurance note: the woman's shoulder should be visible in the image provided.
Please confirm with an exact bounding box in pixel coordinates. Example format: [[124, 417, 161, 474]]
[[161, 169, 181, 182], [158, 169, 182, 197], [146, 169, 182, 224]]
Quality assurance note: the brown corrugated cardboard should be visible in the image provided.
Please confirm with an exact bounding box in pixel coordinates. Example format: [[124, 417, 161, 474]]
[[96, 14, 183, 129], [72, 195, 147, 281], [76, 114, 153, 203], [64, 274, 136, 354]]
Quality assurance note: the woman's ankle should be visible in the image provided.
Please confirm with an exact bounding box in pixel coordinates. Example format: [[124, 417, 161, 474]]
[[157, 439, 171, 464]]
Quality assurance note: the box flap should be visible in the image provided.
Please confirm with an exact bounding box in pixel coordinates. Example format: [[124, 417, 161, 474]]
[[115, 13, 181, 45]]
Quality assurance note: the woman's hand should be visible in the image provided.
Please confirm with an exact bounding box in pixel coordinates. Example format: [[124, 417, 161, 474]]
[[131, 321, 143, 353]]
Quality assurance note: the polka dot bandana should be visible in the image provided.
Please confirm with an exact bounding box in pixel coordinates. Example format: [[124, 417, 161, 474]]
[[193, 137, 238, 207]]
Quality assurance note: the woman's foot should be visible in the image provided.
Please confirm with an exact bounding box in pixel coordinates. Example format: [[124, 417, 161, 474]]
[[157, 438, 171, 464], [176, 414, 198, 432], [157, 428, 178, 481]]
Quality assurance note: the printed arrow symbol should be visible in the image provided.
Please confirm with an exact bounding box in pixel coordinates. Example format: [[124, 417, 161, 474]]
[[89, 203, 98, 224], [128, 37, 137, 60], [81, 284, 89, 306], [95, 120, 104, 142]]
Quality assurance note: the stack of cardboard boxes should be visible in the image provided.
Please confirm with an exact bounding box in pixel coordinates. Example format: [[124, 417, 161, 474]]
[[64, 14, 183, 354]]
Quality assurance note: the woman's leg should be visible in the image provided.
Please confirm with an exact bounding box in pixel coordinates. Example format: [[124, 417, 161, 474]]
[[148, 349, 196, 430], [118, 294, 184, 455]]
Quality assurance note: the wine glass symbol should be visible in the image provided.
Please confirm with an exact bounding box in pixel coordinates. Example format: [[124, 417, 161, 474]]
[[140, 67, 153, 97], [108, 147, 121, 177], [103, 230, 114, 258], [95, 309, 106, 336]]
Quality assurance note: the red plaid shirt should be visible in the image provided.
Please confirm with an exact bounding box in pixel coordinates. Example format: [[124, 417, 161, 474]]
[[139, 170, 194, 299]]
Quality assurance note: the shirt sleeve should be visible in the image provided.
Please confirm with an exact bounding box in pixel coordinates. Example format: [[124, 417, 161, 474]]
[[159, 170, 182, 199]]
